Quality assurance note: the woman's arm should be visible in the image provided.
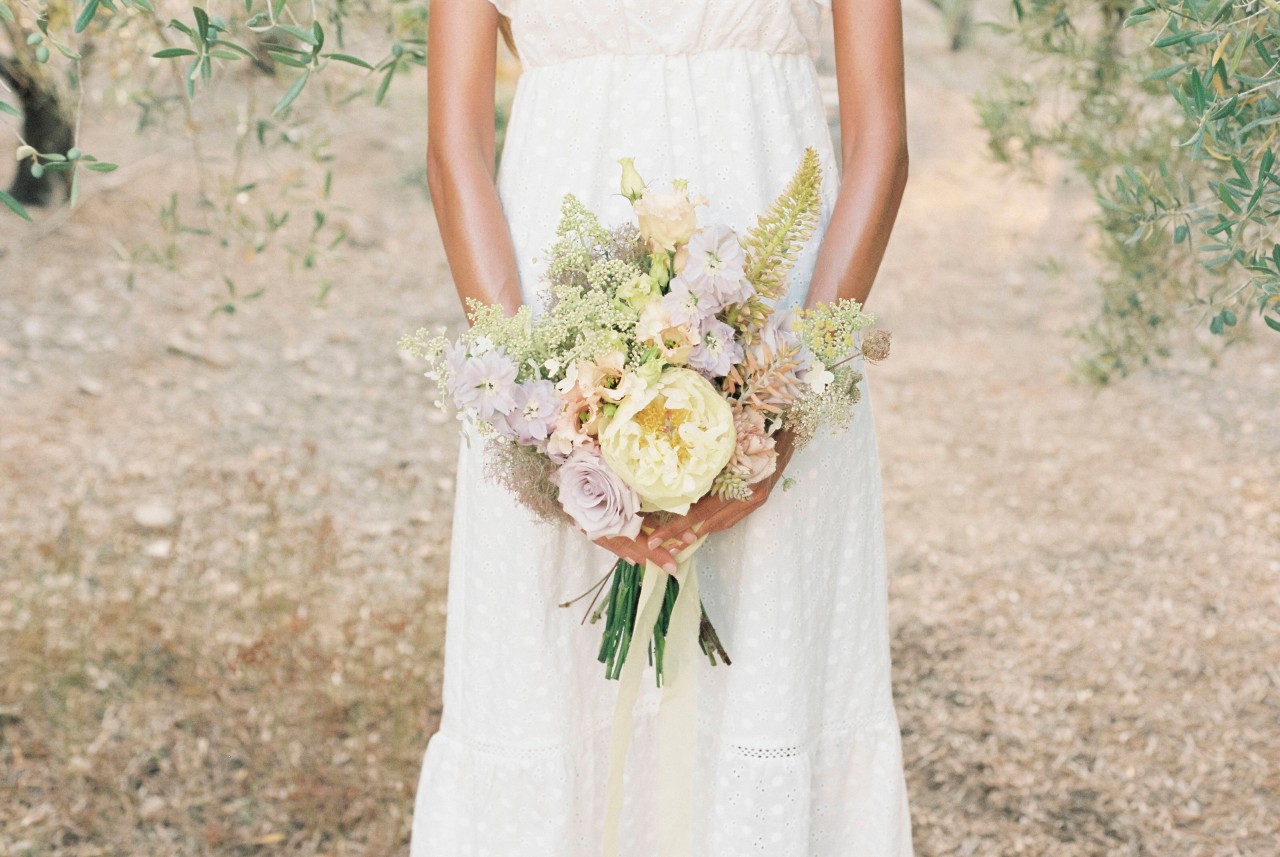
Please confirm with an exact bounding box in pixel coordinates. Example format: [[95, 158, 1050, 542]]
[[805, 0, 910, 309], [427, 0, 523, 317]]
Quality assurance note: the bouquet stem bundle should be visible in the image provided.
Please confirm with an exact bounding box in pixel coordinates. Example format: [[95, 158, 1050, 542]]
[[593, 559, 731, 683]]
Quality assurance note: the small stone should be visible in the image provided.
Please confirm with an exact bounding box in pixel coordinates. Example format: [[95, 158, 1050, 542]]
[[143, 539, 172, 559], [133, 503, 177, 530], [77, 376, 104, 396], [138, 796, 166, 820]]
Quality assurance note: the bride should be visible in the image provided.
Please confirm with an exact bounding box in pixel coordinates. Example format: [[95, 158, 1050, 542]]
[[412, 1, 912, 854]]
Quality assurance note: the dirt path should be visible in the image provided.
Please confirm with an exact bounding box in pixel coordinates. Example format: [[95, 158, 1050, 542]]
[[2, 2, 1277, 854]]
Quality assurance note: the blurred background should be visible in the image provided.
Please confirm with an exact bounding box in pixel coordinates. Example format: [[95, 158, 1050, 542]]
[[1, 0, 1277, 854]]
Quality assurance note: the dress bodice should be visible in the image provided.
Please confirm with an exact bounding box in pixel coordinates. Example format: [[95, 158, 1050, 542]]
[[490, 0, 829, 69]]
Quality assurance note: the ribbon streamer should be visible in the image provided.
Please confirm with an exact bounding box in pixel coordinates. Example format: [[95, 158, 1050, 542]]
[[601, 537, 706, 857]]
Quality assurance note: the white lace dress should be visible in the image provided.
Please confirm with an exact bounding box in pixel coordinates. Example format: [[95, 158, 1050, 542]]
[[410, 2, 914, 854]]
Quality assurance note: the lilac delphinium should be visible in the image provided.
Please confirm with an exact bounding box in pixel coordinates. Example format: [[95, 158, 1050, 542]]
[[660, 274, 709, 327], [688, 315, 745, 378], [498, 379, 562, 445], [451, 348, 519, 420], [442, 340, 472, 402], [756, 308, 803, 357], [681, 225, 754, 311]]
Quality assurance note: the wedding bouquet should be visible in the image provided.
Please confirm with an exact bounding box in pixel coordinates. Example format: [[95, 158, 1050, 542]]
[[400, 148, 890, 684]]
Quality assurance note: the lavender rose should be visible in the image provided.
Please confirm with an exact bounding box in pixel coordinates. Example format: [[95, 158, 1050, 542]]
[[552, 448, 644, 540]]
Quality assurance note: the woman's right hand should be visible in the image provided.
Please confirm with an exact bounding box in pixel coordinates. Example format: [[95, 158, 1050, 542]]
[[592, 519, 698, 574]]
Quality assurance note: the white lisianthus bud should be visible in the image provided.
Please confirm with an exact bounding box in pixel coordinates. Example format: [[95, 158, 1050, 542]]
[[618, 157, 646, 202], [16, 145, 37, 161]]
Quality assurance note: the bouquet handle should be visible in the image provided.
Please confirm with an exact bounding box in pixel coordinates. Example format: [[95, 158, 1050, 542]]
[[602, 537, 705, 857]]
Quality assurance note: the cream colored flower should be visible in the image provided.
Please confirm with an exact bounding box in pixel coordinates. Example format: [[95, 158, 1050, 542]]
[[805, 360, 835, 394], [599, 368, 737, 514], [632, 181, 706, 252], [618, 157, 646, 202], [673, 245, 689, 274], [635, 303, 698, 365], [615, 272, 662, 311]]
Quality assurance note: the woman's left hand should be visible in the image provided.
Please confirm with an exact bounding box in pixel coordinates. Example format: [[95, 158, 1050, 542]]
[[643, 429, 798, 553]]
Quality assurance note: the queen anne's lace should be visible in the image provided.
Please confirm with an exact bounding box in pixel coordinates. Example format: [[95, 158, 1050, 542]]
[[410, 2, 914, 854]]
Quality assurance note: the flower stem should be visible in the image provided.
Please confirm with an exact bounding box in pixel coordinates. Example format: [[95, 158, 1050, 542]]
[[592, 560, 730, 684]]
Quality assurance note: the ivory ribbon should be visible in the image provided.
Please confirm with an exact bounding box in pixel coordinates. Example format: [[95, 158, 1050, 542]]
[[602, 536, 706, 857]]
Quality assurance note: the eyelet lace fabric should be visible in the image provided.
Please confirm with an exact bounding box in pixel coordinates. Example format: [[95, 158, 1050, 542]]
[[410, 2, 914, 855]]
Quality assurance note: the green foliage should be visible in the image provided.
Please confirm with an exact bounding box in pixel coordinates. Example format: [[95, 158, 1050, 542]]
[[1, 0, 435, 309], [741, 146, 823, 301], [980, 0, 1280, 380]]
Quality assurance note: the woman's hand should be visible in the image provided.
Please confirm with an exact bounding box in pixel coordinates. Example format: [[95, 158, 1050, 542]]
[[643, 429, 798, 553], [592, 522, 698, 575]]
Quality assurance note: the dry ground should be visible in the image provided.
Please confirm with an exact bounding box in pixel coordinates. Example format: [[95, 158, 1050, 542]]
[[2, 2, 1278, 855]]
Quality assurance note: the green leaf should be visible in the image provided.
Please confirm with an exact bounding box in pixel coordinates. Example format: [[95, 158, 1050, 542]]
[[193, 6, 210, 42], [74, 0, 101, 33], [0, 189, 32, 222], [0, 1, 14, 23], [53, 41, 83, 60], [210, 39, 255, 58], [273, 69, 310, 116], [86, 162, 118, 172], [375, 65, 395, 105], [1147, 63, 1187, 81], [1153, 30, 1197, 49], [0, 101, 17, 117], [1215, 182, 1242, 214], [153, 47, 197, 58], [267, 51, 308, 68], [276, 23, 318, 46], [323, 52, 374, 70], [1265, 315, 1280, 332]]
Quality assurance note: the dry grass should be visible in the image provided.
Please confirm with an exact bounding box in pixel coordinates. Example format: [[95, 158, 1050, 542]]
[[2, 2, 1279, 855]]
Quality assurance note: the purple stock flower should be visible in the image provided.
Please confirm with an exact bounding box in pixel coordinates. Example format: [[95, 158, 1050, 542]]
[[681, 225, 753, 311], [451, 348, 518, 420], [499, 379, 562, 445], [552, 447, 644, 540], [688, 315, 745, 378], [660, 274, 710, 327], [442, 340, 471, 401], [757, 309, 802, 357]]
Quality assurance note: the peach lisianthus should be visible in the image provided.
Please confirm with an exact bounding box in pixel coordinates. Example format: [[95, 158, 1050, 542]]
[[636, 303, 698, 365]]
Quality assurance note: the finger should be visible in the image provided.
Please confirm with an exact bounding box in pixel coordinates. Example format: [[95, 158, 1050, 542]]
[[647, 500, 722, 547], [647, 544, 678, 574], [646, 514, 688, 549]]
